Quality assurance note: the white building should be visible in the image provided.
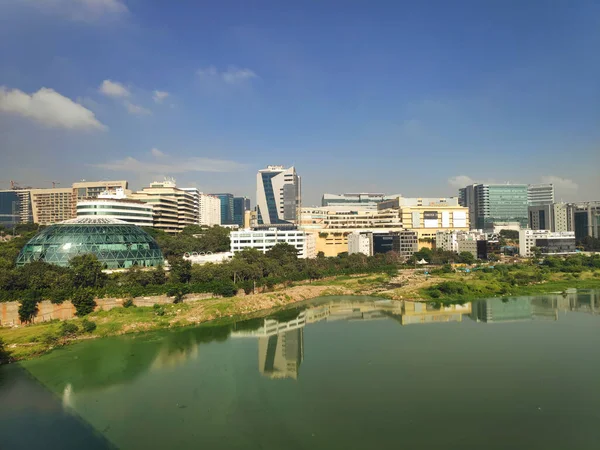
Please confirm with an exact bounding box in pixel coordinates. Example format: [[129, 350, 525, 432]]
[[436, 230, 486, 258], [256, 165, 301, 226], [198, 193, 221, 226], [230, 228, 316, 259], [528, 184, 555, 206], [76, 188, 154, 227], [519, 229, 576, 257], [348, 231, 373, 256], [183, 252, 233, 265]]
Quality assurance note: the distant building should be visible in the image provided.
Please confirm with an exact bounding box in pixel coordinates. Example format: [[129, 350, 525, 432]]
[[29, 188, 76, 225], [459, 183, 528, 230], [436, 230, 486, 258], [211, 193, 234, 225], [73, 180, 128, 200], [349, 230, 417, 259], [182, 252, 233, 265], [378, 197, 469, 240], [198, 194, 221, 226], [256, 165, 301, 227], [528, 203, 571, 232], [131, 179, 198, 233], [230, 228, 316, 258], [348, 232, 373, 256], [321, 193, 401, 212], [233, 196, 251, 227], [527, 184, 555, 206], [519, 229, 576, 257], [76, 188, 153, 227], [571, 201, 600, 240], [0, 190, 30, 228]]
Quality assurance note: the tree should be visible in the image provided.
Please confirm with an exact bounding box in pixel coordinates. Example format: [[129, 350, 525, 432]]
[[18, 291, 40, 324], [458, 251, 476, 265], [69, 254, 106, 288], [169, 257, 192, 283], [0, 337, 10, 364], [71, 289, 97, 317], [499, 229, 519, 240], [266, 243, 299, 263], [151, 265, 167, 285]]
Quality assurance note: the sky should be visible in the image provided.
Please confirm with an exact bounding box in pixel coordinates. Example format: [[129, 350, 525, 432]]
[[0, 0, 599, 206]]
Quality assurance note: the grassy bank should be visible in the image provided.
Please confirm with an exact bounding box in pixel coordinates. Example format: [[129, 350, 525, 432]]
[[0, 273, 390, 362], [418, 268, 600, 302]]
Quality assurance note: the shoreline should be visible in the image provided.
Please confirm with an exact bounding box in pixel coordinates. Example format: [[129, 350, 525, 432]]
[[2, 270, 600, 363]]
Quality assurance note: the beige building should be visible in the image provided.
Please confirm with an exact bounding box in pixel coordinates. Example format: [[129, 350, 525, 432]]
[[378, 197, 469, 240], [73, 180, 128, 200], [131, 180, 198, 233], [29, 188, 76, 225]]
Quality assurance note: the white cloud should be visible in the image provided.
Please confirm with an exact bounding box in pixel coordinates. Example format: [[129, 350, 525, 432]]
[[150, 147, 165, 157], [540, 175, 579, 191], [196, 66, 258, 84], [93, 155, 249, 174], [27, 0, 128, 22], [124, 101, 151, 116], [99, 79, 130, 98], [152, 90, 169, 103], [448, 175, 475, 189], [0, 86, 106, 130]]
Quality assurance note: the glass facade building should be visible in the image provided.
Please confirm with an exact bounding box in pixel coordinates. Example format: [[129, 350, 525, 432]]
[[211, 193, 234, 225], [474, 184, 529, 229], [233, 196, 250, 227], [16, 217, 164, 269], [0, 191, 19, 228]]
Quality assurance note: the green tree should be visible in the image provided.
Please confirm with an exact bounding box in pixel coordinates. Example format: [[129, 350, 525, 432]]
[[266, 243, 299, 263], [151, 265, 167, 285], [71, 289, 97, 317], [169, 257, 192, 283], [458, 251, 476, 265], [18, 291, 41, 324], [81, 318, 97, 333], [69, 254, 107, 288]]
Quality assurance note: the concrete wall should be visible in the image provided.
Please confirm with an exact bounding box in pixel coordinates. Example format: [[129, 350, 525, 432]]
[[0, 292, 221, 326]]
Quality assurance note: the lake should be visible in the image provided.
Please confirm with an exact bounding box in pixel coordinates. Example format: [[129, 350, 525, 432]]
[[1, 292, 599, 450]]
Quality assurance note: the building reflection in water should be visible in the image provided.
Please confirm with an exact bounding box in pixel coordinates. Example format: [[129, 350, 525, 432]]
[[231, 299, 474, 379]]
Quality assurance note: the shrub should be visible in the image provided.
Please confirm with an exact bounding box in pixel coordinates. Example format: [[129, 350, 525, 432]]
[[429, 289, 441, 299], [81, 318, 97, 333], [153, 304, 165, 316], [71, 289, 97, 317], [123, 298, 136, 308], [42, 332, 59, 347], [60, 321, 79, 337]]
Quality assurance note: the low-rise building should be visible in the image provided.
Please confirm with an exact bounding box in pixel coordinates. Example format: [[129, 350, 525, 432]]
[[182, 252, 233, 265], [348, 231, 373, 256], [230, 228, 317, 259], [519, 230, 576, 257], [348, 230, 417, 259], [321, 193, 402, 212]]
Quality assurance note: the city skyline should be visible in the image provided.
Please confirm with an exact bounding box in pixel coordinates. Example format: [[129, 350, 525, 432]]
[[1, 1, 599, 205]]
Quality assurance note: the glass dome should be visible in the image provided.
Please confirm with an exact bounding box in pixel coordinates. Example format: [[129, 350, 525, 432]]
[[16, 217, 164, 269]]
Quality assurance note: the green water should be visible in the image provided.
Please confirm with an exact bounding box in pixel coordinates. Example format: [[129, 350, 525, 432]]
[[1, 292, 599, 450]]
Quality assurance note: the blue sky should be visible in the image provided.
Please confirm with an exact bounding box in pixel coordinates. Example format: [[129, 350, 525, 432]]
[[0, 0, 598, 205]]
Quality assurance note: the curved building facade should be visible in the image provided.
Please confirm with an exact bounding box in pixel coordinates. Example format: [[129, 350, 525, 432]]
[[77, 192, 154, 228], [16, 217, 164, 269]]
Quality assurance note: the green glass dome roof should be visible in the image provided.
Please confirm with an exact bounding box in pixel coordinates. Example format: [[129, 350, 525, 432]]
[[16, 217, 164, 269]]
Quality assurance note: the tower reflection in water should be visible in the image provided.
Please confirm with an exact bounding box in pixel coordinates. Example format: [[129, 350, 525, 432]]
[[231, 292, 599, 379]]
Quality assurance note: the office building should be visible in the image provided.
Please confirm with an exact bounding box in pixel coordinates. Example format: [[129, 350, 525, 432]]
[[131, 180, 198, 233], [571, 201, 600, 240], [378, 197, 469, 240], [348, 232, 373, 256], [233, 196, 251, 227], [519, 230, 576, 257], [76, 188, 154, 227], [436, 230, 485, 256], [230, 228, 316, 258], [73, 180, 128, 200], [321, 193, 401, 212], [528, 203, 571, 232], [0, 189, 32, 227], [211, 193, 234, 225], [460, 183, 528, 230], [527, 184, 555, 206], [198, 193, 221, 226], [29, 188, 76, 225], [256, 165, 301, 226]]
